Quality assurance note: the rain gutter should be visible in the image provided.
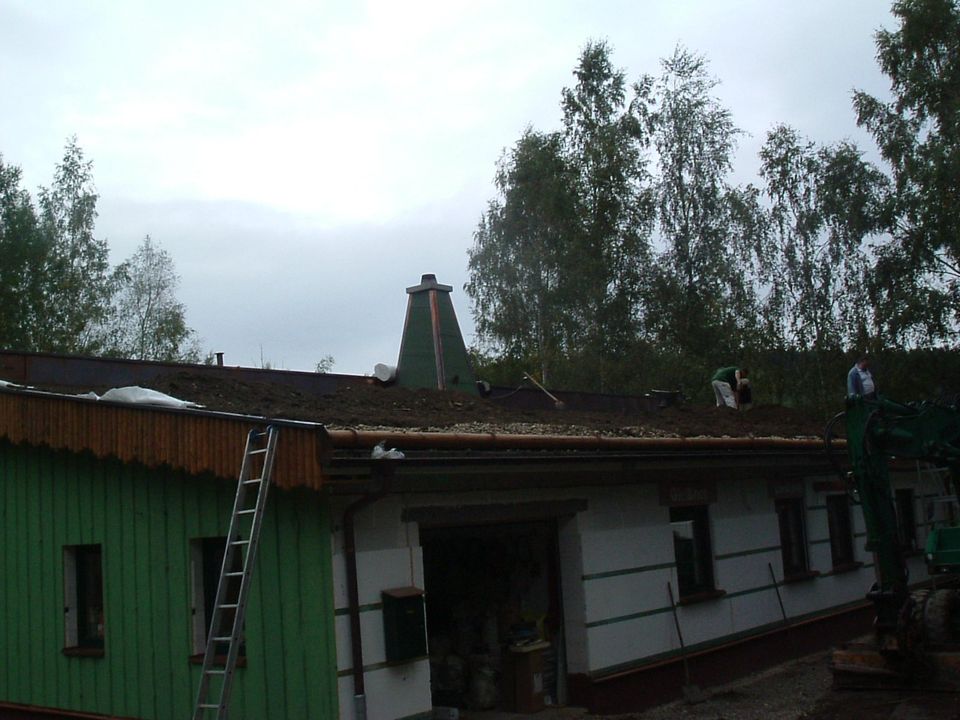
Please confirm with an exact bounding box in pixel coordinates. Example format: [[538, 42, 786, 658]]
[[324, 429, 839, 452]]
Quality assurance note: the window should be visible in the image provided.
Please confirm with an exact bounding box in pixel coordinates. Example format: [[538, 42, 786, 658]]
[[776, 498, 809, 578], [190, 537, 244, 657], [64, 544, 104, 652], [826, 494, 856, 569], [670, 505, 715, 597], [896, 488, 918, 551]]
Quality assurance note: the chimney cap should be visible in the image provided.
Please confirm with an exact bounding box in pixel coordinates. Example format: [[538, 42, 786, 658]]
[[406, 273, 453, 294]]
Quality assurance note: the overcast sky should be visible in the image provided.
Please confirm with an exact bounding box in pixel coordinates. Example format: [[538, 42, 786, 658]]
[[1, 0, 895, 374]]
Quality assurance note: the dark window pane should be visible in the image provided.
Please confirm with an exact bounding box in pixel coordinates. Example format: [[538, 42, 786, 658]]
[[827, 495, 855, 567], [75, 545, 104, 648], [200, 536, 244, 656], [776, 499, 808, 577], [670, 505, 714, 596]]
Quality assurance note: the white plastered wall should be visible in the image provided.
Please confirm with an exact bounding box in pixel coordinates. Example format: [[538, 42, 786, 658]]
[[331, 495, 431, 720], [330, 465, 945, 718]]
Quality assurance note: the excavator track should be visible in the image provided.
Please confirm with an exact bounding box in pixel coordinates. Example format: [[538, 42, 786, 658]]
[[832, 588, 960, 689]]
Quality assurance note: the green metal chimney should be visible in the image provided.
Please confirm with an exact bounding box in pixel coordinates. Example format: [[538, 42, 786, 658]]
[[396, 274, 477, 394]]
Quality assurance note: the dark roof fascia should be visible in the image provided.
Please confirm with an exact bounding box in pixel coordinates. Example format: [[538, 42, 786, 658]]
[[0, 382, 326, 432], [0, 384, 843, 495], [322, 446, 842, 495]]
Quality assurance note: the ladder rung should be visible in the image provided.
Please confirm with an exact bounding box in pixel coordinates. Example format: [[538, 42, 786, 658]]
[[195, 426, 274, 719]]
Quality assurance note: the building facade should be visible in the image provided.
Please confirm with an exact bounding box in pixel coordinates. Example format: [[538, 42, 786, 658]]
[[0, 376, 950, 719]]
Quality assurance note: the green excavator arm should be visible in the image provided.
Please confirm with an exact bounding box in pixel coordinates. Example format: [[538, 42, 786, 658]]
[[829, 394, 960, 686]]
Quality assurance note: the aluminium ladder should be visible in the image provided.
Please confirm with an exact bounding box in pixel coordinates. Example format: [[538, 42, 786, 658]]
[[192, 426, 279, 720]]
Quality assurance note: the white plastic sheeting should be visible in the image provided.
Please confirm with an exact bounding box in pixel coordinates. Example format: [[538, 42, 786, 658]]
[[99, 386, 202, 409]]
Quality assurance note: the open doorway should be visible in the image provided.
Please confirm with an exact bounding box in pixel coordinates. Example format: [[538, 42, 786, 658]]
[[421, 520, 564, 712]]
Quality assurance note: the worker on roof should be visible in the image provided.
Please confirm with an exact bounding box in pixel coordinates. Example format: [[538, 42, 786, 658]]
[[847, 354, 877, 400], [711, 366, 751, 410]]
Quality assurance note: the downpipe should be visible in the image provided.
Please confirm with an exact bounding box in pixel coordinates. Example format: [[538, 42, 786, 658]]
[[343, 460, 395, 720]]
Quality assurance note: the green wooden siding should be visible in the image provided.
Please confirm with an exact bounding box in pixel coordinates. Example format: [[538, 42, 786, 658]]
[[0, 440, 338, 720]]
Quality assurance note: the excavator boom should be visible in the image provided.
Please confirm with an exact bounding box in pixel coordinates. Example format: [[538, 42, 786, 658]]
[[829, 394, 960, 688]]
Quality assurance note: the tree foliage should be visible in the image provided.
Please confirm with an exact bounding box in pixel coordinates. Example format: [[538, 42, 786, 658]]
[[560, 40, 655, 379], [0, 157, 46, 350], [467, 41, 656, 391], [468, 12, 960, 410], [648, 47, 754, 378], [102, 236, 200, 362], [854, 0, 960, 344], [755, 126, 888, 405], [0, 140, 200, 362], [466, 130, 578, 384], [35, 139, 114, 354]]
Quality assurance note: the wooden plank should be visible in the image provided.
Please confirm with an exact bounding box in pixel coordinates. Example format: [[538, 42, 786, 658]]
[[118, 461, 139, 716], [166, 472, 193, 718], [149, 468, 173, 720], [132, 465, 156, 718], [247, 500, 280, 719], [92, 457, 110, 714], [299, 490, 337, 717], [103, 461, 126, 717], [52, 450, 70, 711], [39, 449, 58, 706], [277, 492, 308, 719], [0, 444, 9, 700]]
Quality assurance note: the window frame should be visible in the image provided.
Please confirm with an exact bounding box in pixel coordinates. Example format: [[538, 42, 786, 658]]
[[190, 536, 246, 662], [63, 544, 105, 655], [826, 494, 857, 571], [775, 497, 811, 580], [669, 504, 716, 599]]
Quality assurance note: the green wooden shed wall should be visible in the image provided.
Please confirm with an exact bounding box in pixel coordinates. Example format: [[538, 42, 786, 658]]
[[0, 439, 338, 720]]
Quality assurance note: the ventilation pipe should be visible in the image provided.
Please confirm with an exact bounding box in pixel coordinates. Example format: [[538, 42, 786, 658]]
[[395, 274, 477, 394]]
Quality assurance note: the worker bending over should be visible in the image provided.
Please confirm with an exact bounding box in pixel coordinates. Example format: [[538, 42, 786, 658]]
[[711, 366, 751, 409]]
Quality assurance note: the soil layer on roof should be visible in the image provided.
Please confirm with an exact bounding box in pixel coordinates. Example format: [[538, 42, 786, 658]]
[[136, 371, 828, 439]]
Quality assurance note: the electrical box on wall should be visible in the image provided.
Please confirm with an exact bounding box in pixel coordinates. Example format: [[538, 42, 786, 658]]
[[382, 587, 427, 662]]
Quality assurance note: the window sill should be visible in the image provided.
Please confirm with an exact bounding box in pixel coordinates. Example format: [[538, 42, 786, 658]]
[[782, 570, 821, 584], [63, 646, 104, 658], [189, 654, 247, 668], [829, 561, 863, 575], [677, 588, 726, 606]]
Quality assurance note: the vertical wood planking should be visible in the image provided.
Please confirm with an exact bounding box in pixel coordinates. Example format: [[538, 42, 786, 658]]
[[119, 458, 139, 716], [166, 471, 192, 718], [0, 446, 9, 700], [278, 490, 308, 719], [92, 456, 110, 714], [149, 468, 174, 720], [0, 441, 337, 720], [103, 460, 127, 717]]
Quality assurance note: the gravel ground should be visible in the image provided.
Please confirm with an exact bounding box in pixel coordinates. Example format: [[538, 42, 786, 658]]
[[622, 650, 833, 720], [462, 650, 959, 720], [592, 649, 960, 720]]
